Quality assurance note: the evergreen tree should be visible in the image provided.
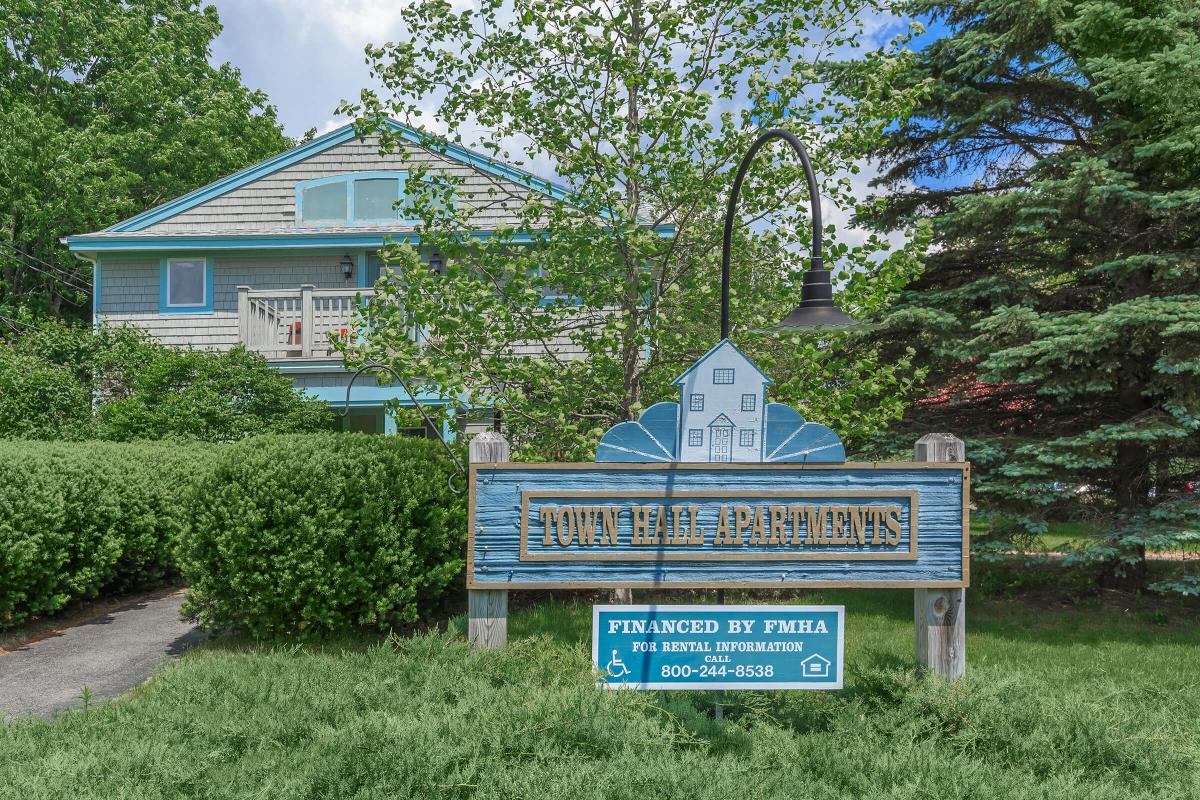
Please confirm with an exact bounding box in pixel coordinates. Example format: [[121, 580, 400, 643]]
[[849, 0, 1200, 590]]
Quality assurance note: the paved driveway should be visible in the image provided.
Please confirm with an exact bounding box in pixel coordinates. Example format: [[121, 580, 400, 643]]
[[0, 590, 204, 720]]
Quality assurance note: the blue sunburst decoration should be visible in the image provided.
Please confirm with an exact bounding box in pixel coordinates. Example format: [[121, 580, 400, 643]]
[[595, 339, 845, 464]]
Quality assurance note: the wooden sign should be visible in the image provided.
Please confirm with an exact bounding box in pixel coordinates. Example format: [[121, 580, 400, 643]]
[[468, 340, 969, 590], [468, 461, 967, 588], [593, 604, 844, 690]]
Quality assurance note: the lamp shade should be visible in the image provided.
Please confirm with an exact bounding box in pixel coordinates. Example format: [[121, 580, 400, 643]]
[[777, 258, 856, 329]]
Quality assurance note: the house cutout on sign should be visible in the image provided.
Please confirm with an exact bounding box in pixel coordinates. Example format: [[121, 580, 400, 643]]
[[596, 339, 845, 464], [800, 653, 832, 678]]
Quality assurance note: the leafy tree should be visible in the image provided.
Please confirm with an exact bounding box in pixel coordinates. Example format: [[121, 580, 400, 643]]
[[0, 0, 291, 316], [845, 0, 1200, 590], [0, 317, 333, 441], [341, 0, 925, 459], [95, 345, 335, 442]]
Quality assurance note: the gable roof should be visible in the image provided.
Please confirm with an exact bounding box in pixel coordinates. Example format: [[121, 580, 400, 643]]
[[672, 339, 773, 387], [103, 120, 585, 234]]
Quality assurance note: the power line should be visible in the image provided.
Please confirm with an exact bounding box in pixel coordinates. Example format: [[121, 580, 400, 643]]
[[0, 313, 27, 332], [0, 241, 91, 291], [0, 248, 91, 296]]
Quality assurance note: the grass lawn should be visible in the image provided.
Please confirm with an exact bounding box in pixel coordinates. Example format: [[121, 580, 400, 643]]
[[2, 586, 1198, 799]]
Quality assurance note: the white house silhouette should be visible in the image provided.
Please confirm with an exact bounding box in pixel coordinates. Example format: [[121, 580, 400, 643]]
[[674, 340, 772, 462], [800, 652, 832, 678]]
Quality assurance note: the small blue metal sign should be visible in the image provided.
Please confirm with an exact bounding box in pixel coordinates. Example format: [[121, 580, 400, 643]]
[[593, 604, 844, 690]]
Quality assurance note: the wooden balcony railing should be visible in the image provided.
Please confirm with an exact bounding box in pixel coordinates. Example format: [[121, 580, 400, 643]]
[[237, 285, 378, 359]]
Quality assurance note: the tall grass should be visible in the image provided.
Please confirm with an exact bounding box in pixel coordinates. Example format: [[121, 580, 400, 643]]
[[2, 589, 1198, 799]]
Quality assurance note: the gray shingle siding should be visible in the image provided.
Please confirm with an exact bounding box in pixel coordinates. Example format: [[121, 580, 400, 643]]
[[140, 134, 535, 233], [98, 255, 358, 351]]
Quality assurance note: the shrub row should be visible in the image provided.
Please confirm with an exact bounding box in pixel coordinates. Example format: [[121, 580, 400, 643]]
[[178, 433, 466, 637], [0, 441, 219, 629]]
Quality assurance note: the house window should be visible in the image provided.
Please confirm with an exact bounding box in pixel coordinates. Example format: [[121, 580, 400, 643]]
[[688, 429, 703, 447], [690, 393, 705, 411], [713, 368, 734, 384], [353, 178, 400, 220], [739, 429, 755, 448], [162, 257, 210, 312], [300, 181, 347, 223], [297, 172, 407, 226], [741, 394, 756, 412]]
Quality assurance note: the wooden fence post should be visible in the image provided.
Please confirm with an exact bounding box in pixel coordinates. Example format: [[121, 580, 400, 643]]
[[914, 433, 966, 679], [237, 285, 250, 346], [469, 431, 509, 649], [300, 283, 314, 357]]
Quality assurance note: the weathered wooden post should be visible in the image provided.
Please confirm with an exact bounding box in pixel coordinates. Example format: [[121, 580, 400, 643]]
[[914, 433, 967, 679], [300, 283, 314, 357], [468, 430, 509, 649], [237, 285, 250, 346]]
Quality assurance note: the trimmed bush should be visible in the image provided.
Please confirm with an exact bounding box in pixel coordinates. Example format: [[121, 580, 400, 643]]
[[0, 441, 219, 629], [178, 433, 466, 637]]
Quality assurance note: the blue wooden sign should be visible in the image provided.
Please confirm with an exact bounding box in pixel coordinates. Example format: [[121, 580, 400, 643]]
[[593, 604, 844, 690], [468, 339, 969, 589]]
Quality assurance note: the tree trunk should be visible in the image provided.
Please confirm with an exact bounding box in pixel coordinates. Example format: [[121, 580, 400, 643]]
[[617, 0, 644, 421]]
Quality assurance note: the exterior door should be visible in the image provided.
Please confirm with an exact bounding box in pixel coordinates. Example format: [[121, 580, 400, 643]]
[[709, 426, 732, 462]]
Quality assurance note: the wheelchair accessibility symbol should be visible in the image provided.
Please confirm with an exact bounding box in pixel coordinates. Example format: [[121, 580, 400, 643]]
[[605, 650, 630, 680]]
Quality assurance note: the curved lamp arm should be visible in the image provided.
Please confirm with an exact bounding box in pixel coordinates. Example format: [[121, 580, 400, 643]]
[[721, 128, 850, 338], [340, 363, 466, 493]]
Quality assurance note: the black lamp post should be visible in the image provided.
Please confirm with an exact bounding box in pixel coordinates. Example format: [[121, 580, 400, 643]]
[[720, 128, 855, 337]]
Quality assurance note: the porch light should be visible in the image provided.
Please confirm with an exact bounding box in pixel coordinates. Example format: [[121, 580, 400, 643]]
[[341, 254, 354, 279], [720, 128, 855, 333]]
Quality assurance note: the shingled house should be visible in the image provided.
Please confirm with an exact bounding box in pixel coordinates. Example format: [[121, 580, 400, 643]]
[[65, 120, 670, 436]]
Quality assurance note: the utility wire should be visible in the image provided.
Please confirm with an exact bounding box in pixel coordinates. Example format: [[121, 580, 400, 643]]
[[0, 249, 91, 295], [0, 312, 29, 334], [0, 240, 86, 285]]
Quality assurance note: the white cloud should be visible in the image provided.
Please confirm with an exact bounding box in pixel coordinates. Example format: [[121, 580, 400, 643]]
[[258, 0, 413, 48]]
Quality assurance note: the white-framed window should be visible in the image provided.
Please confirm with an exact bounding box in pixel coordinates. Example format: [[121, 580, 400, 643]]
[[739, 429, 755, 448], [688, 429, 703, 447], [690, 393, 705, 411], [713, 368, 735, 384], [164, 258, 207, 309], [741, 393, 756, 412]]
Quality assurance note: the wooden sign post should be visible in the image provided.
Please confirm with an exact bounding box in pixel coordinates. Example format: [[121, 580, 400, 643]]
[[468, 430, 509, 650], [465, 340, 971, 682], [914, 433, 967, 679]]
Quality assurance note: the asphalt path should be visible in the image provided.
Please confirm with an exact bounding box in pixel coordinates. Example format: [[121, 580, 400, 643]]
[[0, 590, 205, 720]]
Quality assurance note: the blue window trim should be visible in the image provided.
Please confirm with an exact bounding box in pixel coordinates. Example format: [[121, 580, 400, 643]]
[[739, 429, 756, 447], [159, 255, 214, 314], [713, 368, 735, 385], [689, 393, 705, 411], [741, 393, 756, 412], [688, 429, 703, 447], [295, 171, 410, 227]]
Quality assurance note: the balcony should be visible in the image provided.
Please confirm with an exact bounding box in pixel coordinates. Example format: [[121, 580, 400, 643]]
[[237, 284, 375, 360]]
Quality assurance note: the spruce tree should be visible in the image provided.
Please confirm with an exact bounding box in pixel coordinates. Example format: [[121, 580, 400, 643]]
[[850, 0, 1200, 590]]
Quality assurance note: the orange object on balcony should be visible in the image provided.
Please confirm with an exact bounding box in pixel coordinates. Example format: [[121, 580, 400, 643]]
[[287, 321, 302, 345]]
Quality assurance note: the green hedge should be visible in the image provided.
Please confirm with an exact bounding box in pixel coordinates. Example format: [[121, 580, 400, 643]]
[[0, 441, 219, 629], [178, 434, 466, 637]]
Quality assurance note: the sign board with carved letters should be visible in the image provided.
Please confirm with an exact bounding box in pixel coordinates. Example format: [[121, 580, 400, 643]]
[[468, 339, 969, 590]]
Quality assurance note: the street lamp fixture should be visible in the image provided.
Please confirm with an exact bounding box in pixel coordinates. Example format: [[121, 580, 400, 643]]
[[720, 128, 856, 336]]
